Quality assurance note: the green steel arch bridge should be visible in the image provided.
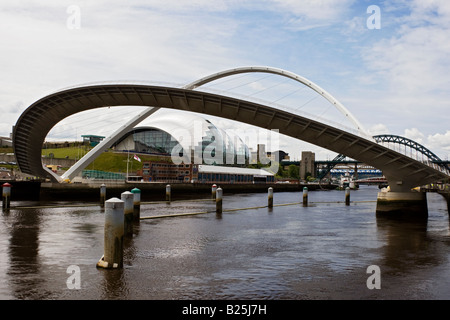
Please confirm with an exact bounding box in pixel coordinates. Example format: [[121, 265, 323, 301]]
[[373, 134, 450, 172], [290, 135, 450, 180]]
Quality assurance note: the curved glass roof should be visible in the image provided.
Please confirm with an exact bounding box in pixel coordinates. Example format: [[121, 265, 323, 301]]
[[113, 110, 250, 165]]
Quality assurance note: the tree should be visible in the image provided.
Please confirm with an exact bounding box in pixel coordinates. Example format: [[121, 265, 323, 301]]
[[276, 164, 287, 178], [288, 164, 299, 179]]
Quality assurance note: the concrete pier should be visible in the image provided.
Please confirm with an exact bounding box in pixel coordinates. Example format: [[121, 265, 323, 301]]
[[2, 183, 11, 210], [121, 191, 134, 236], [216, 187, 223, 214], [376, 191, 428, 218], [97, 198, 124, 269], [100, 184, 106, 208], [442, 192, 450, 213], [131, 188, 141, 220], [166, 184, 171, 202], [212, 184, 217, 200], [345, 187, 350, 206], [302, 187, 308, 207], [268, 187, 273, 208]]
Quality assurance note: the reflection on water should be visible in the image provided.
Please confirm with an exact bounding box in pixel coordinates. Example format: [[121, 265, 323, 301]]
[[0, 186, 449, 300], [5, 211, 42, 299], [376, 217, 430, 270]]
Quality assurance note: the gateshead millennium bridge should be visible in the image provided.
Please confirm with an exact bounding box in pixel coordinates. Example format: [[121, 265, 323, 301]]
[[12, 66, 449, 217]]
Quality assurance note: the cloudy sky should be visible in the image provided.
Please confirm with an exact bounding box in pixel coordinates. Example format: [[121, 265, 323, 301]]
[[1, 0, 449, 161]]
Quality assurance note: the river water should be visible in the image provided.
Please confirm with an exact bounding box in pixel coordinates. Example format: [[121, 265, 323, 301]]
[[0, 185, 449, 300]]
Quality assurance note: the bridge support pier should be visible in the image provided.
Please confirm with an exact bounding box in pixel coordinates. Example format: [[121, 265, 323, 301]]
[[376, 191, 428, 219], [438, 191, 450, 213]]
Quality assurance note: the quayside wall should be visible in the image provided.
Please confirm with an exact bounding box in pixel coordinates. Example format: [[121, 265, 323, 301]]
[[38, 182, 337, 202]]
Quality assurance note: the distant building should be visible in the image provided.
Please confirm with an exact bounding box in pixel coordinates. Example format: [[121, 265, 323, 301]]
[[136, 160, 274, 183], [0, 167, 13, 180], [137, 159, 194, 182], [82, 135, 105, 147], [0, 171, 13, 180], [112, 112, 250, 166], [197, 164, 274, 184], [300, 151, 315, 180], [250, 144, 275, 164], [0, 136, 12, 147], [268, 150, 290, 163], [86, 112, 278, 183]]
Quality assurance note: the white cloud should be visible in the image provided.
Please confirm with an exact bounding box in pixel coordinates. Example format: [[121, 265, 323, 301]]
[[271, 0, 354, 22], [352, 0, 450, 157], [0, 1, 245, 137], [427, 130, 450, 158], [400, 127, 450, 159], [341, 16, 367, 38], [362, 1, 450, 95], [404, 128, 425, 144], [368, 123, 390, 136]]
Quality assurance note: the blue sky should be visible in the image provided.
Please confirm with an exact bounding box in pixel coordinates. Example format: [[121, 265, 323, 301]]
[[1, 0, 449, 160]]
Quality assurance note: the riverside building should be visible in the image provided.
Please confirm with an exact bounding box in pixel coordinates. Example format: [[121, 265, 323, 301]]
[[113, 112, 274, 183]]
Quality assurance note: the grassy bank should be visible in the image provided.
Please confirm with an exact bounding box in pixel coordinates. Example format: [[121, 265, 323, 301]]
[[42, 146, 90, 160], [0, 147, 13, 153], [86, 151, 169, 172], [85, 151, 141, 172], [41, 146, 169, 173]]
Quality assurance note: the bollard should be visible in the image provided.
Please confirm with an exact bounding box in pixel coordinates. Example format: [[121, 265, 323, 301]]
[[100, 184, 106, 208], [302, 187, 308, 207], [2, 183, 11, 210], [345, 187, 350, 206], [216, 187, 223, 214], [131, 188, 141, 220], [268, 187, 273, 208], [121, 191, 134, 236], [96, 198, 124, 269], [166, 184, 171, 202], [212, 184, 217, 200]]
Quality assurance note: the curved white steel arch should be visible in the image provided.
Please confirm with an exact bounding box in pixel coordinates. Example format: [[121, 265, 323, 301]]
[[183, 66, 368, 135], [13, 82, 449, 189], [43, 66, 369, 183]]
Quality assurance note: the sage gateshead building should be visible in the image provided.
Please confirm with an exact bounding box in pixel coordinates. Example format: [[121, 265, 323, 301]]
[[112, 111, 275, 183], [113, 111, 250, 165]]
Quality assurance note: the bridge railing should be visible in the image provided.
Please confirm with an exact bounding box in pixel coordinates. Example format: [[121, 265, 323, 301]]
[[47, 80, 185, 95], [374, 139, 450, 176], [196, 87, 375, 141], [424, 160, 450, 175], [44, 81, 449, 178], [49, 80, 377, 143]]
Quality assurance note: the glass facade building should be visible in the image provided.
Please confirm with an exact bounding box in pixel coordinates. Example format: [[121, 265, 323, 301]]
[[134, 129, 178, 155], [113, 112, 250, 166]]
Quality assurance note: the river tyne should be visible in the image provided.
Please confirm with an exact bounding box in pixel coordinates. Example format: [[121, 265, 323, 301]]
[[0, 185, 449, 300]]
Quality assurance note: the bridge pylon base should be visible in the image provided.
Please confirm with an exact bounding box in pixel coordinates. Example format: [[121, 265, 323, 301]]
[[376, 191, 428, 219]]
